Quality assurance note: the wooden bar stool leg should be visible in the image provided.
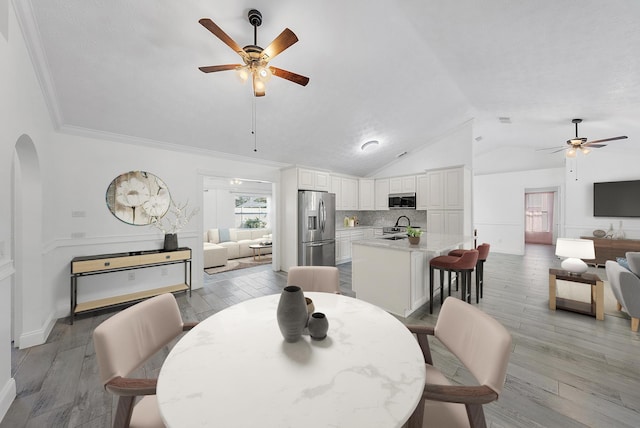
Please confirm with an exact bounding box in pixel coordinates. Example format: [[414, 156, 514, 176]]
[[429, 265, 434, 314], [448, 271, 452, 296], [440, 269, 445, 305], [479, 260, 484, 298]]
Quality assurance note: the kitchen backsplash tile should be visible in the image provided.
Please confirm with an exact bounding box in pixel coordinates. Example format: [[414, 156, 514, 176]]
[[336, 210, 427, 229]]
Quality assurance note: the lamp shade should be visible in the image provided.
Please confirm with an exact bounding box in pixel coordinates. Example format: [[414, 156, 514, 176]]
[[555, 238, 595, 274], [555, 238, 595, 259]]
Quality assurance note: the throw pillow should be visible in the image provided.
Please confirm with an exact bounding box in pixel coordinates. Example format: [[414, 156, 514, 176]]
[[617, 257, 630, 271], [218, 228, 231, 243]]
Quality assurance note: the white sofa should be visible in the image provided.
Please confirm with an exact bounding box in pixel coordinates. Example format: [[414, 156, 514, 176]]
[[203, 228, 272, 268]]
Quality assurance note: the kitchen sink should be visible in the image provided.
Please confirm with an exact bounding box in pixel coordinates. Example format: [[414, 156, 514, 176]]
[[382, 235, 407, 240]]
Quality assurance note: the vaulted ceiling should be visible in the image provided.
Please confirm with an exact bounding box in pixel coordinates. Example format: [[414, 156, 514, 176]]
[[18, 0, 640, 176]]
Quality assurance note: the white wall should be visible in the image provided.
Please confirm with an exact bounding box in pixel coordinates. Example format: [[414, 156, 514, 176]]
[[372, 121, 473, 177], [474, 168, 565, 255], [563, 150, 640, 239]]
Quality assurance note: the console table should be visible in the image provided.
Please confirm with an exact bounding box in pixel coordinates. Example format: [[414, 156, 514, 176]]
[[580, 237, 640, 267], [70, 247, 191, 324], [548, 268, 604, 320]]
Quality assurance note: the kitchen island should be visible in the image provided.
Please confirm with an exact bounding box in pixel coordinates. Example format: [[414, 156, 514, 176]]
[[352, 233, 473, 317]]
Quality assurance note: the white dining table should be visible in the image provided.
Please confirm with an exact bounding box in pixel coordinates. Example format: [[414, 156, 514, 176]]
[[157, 292, 426, 428]]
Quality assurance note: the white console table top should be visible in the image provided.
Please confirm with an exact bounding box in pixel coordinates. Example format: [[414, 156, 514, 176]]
[[157, 292, 426, 428]]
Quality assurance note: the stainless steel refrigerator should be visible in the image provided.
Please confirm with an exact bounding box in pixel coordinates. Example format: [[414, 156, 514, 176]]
[[298, 190, 336, 266]]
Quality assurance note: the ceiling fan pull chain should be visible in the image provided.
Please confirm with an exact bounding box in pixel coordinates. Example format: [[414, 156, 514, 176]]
[[252, 96, 258, 152]]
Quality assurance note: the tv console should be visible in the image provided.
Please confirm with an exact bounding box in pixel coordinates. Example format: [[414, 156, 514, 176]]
[[580, 237, 640, 267]]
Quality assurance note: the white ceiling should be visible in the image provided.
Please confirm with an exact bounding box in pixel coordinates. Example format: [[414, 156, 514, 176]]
[[18, 0, 640, 176]]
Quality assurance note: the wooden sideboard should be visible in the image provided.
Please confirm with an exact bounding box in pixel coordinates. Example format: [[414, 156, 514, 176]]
[[70, 248, 191, 324], [580, 237, 640, 267]]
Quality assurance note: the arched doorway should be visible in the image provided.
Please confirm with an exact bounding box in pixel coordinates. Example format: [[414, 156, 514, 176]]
[[12, 134, 43, 348]]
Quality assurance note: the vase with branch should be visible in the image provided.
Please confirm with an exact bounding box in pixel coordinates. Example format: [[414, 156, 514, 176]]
[[150, 198, 199, 250]]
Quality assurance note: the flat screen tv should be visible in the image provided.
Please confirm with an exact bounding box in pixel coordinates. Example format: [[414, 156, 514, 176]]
[[593, 180, 640, 217]]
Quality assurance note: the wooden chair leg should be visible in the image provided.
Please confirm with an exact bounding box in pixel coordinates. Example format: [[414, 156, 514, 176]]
[[113, 396, 135, 428], [407, 396, 425, 428], [448, 270, 452, 296], [479, 261, 484, 298], [465, 403, 487, 428], [632, 317, 639, 332]]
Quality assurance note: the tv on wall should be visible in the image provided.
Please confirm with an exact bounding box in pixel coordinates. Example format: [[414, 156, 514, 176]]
[[593, 180, 640, 217]]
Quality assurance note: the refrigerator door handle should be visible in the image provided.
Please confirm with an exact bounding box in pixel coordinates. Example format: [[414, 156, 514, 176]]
[[307, 242, 326, 247], [320, 199, 325, 233]]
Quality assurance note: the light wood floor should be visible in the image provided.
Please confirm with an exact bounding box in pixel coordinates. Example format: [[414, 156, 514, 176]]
[[3, 244, 640, 427]]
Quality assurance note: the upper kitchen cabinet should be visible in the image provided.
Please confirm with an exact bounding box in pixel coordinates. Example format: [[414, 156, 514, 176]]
[[374, 179, 390, 210], [298, 168, 331, 192], [426, 167, 466, 210], [359, 179, 375, 210], [389, 175, 416, 194], [332, 175, 358, 211], [416, 174, 428, 210]]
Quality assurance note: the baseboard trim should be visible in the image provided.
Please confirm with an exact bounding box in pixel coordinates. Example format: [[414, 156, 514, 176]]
[[18, 311, 56, 349], [0, 378, 16, 423]]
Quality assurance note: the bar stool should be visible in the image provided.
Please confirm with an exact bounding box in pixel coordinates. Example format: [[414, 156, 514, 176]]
[[449, 243, 490, 303], [428, 250, 479, 313]]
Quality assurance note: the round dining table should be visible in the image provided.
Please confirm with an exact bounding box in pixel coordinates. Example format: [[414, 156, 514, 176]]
[[157, 292, 426, 428]]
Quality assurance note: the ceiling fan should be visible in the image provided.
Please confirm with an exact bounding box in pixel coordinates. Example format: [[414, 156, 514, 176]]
[[198, 9, 309, 97], [540, 119, 628, 157]]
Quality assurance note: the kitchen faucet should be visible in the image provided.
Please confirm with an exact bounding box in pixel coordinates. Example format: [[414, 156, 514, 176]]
[[394, 215, 411, 227]]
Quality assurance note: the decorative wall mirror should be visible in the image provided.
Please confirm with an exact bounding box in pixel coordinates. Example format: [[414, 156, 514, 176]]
[[106, 171, 171, 225]]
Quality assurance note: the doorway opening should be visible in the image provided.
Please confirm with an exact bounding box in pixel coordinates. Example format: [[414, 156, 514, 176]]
[[524, 190, 557, 245]]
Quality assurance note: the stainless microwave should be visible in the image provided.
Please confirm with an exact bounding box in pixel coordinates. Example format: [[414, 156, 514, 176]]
[[388, 193, 416, 209]]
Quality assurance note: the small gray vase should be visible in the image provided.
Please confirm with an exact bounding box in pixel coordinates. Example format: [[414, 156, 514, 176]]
[[276, 286, 308, 342], [308, 312, 329, 340], [163, 233, 178, 251]]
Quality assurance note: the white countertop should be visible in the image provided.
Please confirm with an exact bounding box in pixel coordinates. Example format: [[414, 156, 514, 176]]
[[353, 232, 473, 254], [157, 292, 426, 428]]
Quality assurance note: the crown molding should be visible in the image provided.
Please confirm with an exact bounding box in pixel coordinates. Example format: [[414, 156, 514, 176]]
[[12, 0, 64, 128], [58, 124, 291, 168]]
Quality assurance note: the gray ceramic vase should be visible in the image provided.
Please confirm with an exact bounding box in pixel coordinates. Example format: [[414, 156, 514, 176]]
[[276, 285, 308, 342], [308, 312, 329, 340], [163, 233, 178, 251]]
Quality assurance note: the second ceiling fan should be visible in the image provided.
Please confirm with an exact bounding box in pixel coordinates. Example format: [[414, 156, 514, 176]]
[[542, 119, 628, 157], [198, 9, 309, 97]]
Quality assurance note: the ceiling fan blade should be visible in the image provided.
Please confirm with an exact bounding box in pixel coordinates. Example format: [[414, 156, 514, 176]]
[[262, 28, 298, 61], [584, 144, 607, 148], [584, 136, 628, 146], [550, 148, 566, 154], [536, 146, 564, 151], [198, 64, 242, 73], [199, 18, 246, 58], [269, 66, 310, 86]]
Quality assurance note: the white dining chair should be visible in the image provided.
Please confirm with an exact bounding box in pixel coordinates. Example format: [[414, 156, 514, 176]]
[[287, 266, 340, 293]]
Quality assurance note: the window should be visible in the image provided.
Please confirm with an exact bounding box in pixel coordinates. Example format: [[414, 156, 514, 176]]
[[525, 192, 553, 233], [235, 195, 268, 228]]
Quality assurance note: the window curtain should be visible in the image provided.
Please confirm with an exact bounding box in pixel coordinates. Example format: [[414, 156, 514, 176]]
[[525, 192, 554, 244]]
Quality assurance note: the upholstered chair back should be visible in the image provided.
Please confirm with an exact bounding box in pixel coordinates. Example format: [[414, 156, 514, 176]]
[[434, 297, 512, 395], [287, 266, 340, 293], [477, 243, 491, 261], [93, 293, 184, 386]]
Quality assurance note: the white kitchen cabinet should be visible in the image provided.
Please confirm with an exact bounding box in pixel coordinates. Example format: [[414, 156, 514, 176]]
[[358, 179, 375, 210], [336, 228, 368, 264], [374, 179, 390, 210], [298, 168, 330, 191], [428, 210, 463, 235], [416, 174, 428, 210], [389, 175, 416, 194], [426, 167, 464, 210], [341, 177, 359, 211], [331, 176, 342, 210]]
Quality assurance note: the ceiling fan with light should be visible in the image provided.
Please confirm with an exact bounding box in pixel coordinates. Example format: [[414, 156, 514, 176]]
[[198, 9, 309, 97], [540, 119, 628, 157]]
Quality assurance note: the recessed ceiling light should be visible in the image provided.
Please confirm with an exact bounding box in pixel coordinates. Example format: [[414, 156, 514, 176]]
[[361, 140, 379, 151]]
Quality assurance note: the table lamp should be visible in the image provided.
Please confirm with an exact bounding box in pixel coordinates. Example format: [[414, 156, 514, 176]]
[[555, 238, 595, 274]]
